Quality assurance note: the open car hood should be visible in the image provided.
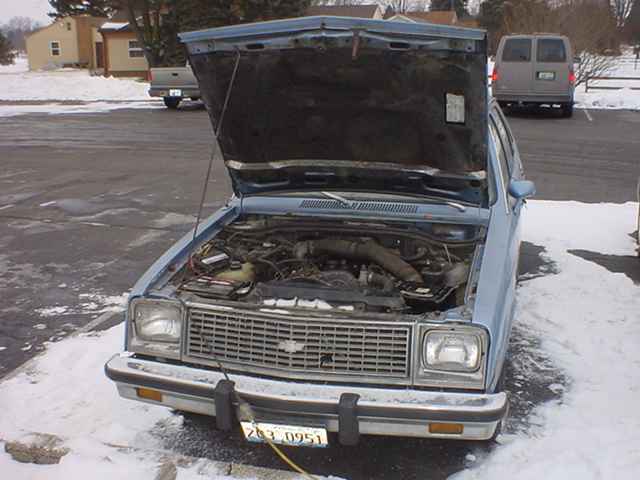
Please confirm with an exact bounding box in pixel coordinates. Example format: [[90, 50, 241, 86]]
[[180, 16, 488, 203]]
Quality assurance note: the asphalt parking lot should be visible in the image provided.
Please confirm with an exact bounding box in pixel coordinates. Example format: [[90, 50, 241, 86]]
[[0, 104, 638, 479]]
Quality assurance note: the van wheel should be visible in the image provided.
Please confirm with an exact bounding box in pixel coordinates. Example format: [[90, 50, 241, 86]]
[[498, 102, 511, 115], [561, 103, 573, 118], [163, 97, 181, 109]]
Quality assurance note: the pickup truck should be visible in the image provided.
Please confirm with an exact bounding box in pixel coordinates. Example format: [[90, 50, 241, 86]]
[[148, 64, 200, 109]]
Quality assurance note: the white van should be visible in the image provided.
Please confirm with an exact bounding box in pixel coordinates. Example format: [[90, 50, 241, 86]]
[[492, 34, 575, 117]]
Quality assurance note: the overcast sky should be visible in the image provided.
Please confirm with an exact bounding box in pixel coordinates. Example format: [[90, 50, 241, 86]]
[[2, 0, 52, 25]]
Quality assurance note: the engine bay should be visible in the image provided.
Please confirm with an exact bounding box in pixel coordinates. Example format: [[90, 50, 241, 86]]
[[176, 216, 482, 314]]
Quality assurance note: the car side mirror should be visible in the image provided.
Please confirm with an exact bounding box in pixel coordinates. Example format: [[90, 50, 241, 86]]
[[508, 180, 536, 200]]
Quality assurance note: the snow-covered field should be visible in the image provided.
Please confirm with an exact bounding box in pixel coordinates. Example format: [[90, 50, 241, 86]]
[[1, 200, 638, 479], [575, 56, 640, 110], [0, 57, 162, 116]]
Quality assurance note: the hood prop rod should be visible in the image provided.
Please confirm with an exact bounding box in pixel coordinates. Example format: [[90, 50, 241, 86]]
[[189, 48, 242, 252]]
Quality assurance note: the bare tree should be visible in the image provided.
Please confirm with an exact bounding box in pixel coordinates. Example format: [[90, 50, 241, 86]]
[[1, 17, 42, 52], [611, 0, 635, 26], [381, 0, 428, 14]]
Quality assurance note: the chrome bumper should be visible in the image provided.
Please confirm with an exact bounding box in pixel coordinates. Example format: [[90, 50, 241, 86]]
[[148, 88, 200, 98], [105, 353, 507, 442], [492, 91, 573, 104]]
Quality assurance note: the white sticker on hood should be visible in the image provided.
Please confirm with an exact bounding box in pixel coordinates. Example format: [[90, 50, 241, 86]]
[[446, 93, 465, 124]]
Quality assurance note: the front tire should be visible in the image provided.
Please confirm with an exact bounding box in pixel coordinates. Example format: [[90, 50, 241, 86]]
[[561, 103, 573, 118], [163, 97, 181, 109]]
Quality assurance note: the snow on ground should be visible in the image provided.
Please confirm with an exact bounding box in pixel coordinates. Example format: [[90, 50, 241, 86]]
[[455, 201, 640, 480], [0, 56, 151, 101], [0, 101, 164, 117], [0, 200, 638, 479], [575, 56, 640, 110], [0, 56, 162, 117]]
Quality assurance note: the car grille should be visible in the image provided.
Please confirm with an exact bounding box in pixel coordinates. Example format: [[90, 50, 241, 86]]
[[185, 306, 411, 379]]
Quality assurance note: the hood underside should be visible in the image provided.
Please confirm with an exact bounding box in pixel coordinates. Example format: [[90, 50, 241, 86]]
[[180, 16, 488, 200]]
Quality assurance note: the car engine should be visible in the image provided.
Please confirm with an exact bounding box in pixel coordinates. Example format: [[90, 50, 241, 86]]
[[176, 217, 481, 314]]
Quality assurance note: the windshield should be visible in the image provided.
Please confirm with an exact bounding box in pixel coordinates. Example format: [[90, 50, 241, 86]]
[[190, 47, 487, 174]]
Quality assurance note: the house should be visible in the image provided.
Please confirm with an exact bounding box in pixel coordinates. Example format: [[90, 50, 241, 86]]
[[25, 15, 106, 71], [389, 10, 458, 25], [99, 22, 148, 78], [306, 4, 383, 19], [388, 10, 479, 28], [97, 4, 382, 78]]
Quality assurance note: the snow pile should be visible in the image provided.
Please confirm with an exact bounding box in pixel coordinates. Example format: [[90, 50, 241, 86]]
[[0, 56, 151, 101], [574, 86, 640, 110], [0, 55, 31, 74], [455, 201, 640, 480], [0, 324, 174, 479]]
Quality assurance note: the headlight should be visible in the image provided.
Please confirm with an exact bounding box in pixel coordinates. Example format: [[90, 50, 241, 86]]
[[132, 299, 182, 343], [424, 331, 482, 372]]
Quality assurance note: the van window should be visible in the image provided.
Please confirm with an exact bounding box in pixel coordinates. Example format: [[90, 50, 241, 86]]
[[502, 39, 531, 62], [537, 39, 566, 62]]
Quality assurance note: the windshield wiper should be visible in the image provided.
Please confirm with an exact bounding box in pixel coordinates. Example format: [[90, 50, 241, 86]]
[[321, 191, 352, 207], [320, 192, 466, 212]]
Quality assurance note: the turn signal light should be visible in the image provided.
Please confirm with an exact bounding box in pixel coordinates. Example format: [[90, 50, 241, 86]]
[[491, 68, 499, 83], [136, 387, 163, 402], [429, 423, 464, 435]]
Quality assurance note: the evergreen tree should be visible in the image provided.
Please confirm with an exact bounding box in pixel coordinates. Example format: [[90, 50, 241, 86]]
[[163, 0, 312, 65], [48, 0, 114, 18], [429, 0, 468, 18], [0, 30, 16, 65], [478, 0, 506, 54]]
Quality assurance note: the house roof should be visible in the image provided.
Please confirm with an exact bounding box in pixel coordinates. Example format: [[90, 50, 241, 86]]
[[25, 14, 107, 37], [392, 10, 459, 26], [305, 4, 380, 19], [100, 21, 130, 31]]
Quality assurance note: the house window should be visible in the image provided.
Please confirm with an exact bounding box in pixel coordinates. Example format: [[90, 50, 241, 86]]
[[50, 41, 61, 56], [128, 40, 144, 58]]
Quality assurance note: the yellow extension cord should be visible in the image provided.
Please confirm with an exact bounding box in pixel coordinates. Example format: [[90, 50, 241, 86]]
[[237, 398, 320, 480], [257, 425, 320, 480]]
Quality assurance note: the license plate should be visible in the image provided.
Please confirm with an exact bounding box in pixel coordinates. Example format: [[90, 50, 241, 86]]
[[169, 89, 182, 97], [537, 71, 555, 80], [241, 422, 328, 448]]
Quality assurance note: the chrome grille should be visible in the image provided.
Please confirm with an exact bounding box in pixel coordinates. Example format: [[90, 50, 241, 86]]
[[186, 307, 411, 378]]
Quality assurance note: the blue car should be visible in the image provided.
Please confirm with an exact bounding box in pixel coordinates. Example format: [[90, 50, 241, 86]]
[[105, 16, 535, 447]]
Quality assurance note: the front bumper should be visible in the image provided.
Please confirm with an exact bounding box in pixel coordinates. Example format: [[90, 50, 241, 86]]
[[105, 353, 507, 442]]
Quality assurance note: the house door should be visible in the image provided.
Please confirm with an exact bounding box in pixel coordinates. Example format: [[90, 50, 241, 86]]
[[95, 42, 104, 69]]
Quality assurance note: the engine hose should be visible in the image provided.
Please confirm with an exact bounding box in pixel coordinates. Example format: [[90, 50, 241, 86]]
[[295, 239, 423, 283]]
